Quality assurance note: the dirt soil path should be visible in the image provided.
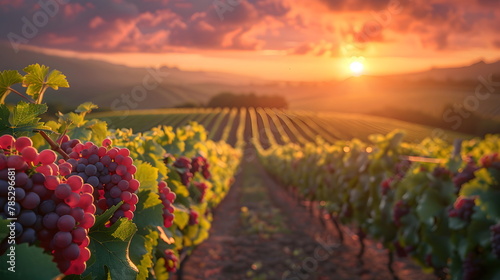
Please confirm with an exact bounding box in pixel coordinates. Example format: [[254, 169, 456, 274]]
[[181, 147, 437, 280]]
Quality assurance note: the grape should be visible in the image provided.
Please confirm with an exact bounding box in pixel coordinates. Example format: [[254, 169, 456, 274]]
[[21, 146, 38, 163], [79, 213, 95, 229], [380, 178, 394, 195], [18, 228, 36, 244], [55, 184, 72, 199], [58, 215, 76, 232], [193, 182, 208, 202], [40, 200, 56, 214], [15, 172, 29, 187], [8, 155, 25, 170], [53, 231, 73, 248], [43, 213, 60, 229], [173, 157, 193, 186], [15, 137, 33, 152], [14, 222, 23, 236], [38, 150, 57, 165], [393, 200, 410, 227], [448, 197, 475, 222], [71, 227, 87, 243], [21, 191, 41, 210], [188, 210, 199, 226], [63, 243, 80, 260], [462, 252, 482, 280], [163, 249, 178, 272], [84, 165, 97, 176], [70, 208, 85, 222], [14, 187, 26, 201], [0, 134, 15, 149], [157, 181, 176, 227], [18, 210, 37, 227], [490, 223, 500, 258], [453, 160, 478, 193]]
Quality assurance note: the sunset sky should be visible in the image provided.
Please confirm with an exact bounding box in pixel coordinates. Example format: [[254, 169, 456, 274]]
[[1, 0, 500, 81]]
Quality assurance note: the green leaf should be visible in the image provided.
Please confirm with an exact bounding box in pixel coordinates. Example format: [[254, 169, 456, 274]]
[[129, 229, 159, 280], [94, 203, 123, 227], [133, 190, 164, 231], [76, 102, 98, 113], [416, 190, 444, 223], [449, 217, 468, 230], [0, 102, 48, 137], [0, 70, 23, 102], [59, 112, 86, 127], [23, 64, 69, 101], [10, 102, 47, 127], [0, 243, 60, 279], [0, 219, 9, 240], [87, 119, 108, 144], [85, 217, 138, 280], [174, 208, 189, 230], [135, 161, 159, 192], [0, 105, 10, 133]]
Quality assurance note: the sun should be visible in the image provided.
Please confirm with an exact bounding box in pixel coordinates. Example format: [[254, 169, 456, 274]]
[[349, 61, 364, 76]]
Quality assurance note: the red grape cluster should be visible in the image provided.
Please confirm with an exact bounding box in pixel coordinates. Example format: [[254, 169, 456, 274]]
[[490, 223, 500, 258], [61, 138, 139, 223], [173, 157, 193, 186], [453, 159, 478, 193], [173, 156, 211, 186], [480, 153, 500, 169], [163, 249, 178, 273], [392, 200, 410, 227], [380, 178, 393, 195], [191, 156, 210, 180], [462, 252, 482, 280], [448, 197, 475, 222], [157, 181, 176, 228], [193, 182, 208, 202], [38, 176, 95, 275], [0, 135, 95, 275], [394, 159, 411, 178], [188, 209, 199, 226], [432, 166, 452, 180]]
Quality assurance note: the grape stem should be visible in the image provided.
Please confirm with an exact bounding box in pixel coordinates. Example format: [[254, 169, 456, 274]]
[[7, 87, 34, 103], [39, 131, 69, 160]]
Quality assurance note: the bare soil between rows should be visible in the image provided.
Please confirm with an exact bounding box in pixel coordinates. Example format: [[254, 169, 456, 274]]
[[180, 148, 437, 280]]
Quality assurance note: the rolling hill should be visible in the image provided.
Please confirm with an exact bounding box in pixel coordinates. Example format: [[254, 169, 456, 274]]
[[2, 43, 500, 121]]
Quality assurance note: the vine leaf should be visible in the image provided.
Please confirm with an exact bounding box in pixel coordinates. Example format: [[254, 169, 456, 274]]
[[85, 205, 138, 280], [0, 102, 49, 136], [0, 243, 60, 279], [133, 190, 164, 232], [23, 64, 69, 102], [0, 70, 23, 102], [135, 161, 159, 192], [129, 229, 159, 280], [76, 102, 99, 113]]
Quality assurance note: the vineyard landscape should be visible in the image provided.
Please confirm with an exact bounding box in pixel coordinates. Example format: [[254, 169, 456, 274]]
[[1, 2, 500, 280]]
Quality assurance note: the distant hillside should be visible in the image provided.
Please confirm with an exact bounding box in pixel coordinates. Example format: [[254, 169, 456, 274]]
[[0, 43, 263, 111], [396, 60, 500, 81], [1, 44, 499, 123]]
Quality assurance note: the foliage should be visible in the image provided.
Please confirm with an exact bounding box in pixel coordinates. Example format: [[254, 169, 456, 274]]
[[257, 131, 500, 279]]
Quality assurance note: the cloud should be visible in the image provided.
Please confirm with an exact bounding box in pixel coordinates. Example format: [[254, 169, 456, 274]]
[[0, 0, 498, 56]]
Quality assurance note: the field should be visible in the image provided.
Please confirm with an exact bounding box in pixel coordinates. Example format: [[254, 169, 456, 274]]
[[92, 107, 472, 147]]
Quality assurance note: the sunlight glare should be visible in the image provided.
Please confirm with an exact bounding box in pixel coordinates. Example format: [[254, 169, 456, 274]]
[[349, 61, 364, 76]]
